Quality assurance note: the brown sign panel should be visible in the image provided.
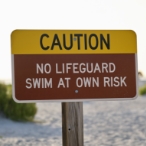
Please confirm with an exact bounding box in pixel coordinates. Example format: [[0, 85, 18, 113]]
[[12, 54, 137, 102]]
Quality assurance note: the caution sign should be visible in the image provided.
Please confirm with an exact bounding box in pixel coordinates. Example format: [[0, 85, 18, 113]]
[[11, 30, 137, 102]]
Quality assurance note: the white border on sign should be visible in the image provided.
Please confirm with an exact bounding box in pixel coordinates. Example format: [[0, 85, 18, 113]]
[[11, 54, 138, 103]]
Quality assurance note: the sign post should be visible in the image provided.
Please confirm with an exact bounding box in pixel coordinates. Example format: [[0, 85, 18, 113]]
[[62, 102, 83, 146], [11, 30, 137, 146]]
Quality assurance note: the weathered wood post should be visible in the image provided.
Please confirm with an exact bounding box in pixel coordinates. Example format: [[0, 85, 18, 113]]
[[62, 102, 83, 146]]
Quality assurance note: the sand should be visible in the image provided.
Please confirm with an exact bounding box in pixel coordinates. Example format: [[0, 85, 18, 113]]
[[0, 96, 146, 146]]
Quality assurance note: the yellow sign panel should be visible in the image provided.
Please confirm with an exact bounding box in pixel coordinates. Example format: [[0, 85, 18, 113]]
[[11, 30, 137, 54]]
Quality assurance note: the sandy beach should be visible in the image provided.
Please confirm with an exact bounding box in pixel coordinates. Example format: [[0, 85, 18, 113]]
[[0, 96, 146, 146]]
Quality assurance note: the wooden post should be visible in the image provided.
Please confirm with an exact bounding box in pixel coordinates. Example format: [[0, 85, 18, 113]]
[[62, 102, 83, 146]]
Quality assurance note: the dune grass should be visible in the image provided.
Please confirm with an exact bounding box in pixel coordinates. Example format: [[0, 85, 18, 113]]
[[139, 85, 146, 95], [0, 83, 37, 121]]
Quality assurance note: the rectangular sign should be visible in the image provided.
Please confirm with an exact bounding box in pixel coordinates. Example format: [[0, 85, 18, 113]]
[[11, 30, 138, 102]]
